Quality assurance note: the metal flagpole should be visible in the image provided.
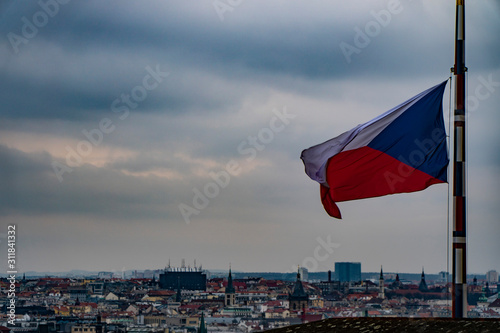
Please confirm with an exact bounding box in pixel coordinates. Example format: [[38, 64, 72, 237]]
[[452, 0, 467, 318]]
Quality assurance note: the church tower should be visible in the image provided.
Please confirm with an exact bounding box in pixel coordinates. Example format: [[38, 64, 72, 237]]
[[378, 266, 385, 299], [418, 267, 429, 292], [391, 273, 402, 289], [224, 267, 236, 307], [289, 267, 308, 312]]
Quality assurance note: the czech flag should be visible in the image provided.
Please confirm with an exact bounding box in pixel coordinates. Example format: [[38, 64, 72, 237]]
[[301, 81, 449, 219]]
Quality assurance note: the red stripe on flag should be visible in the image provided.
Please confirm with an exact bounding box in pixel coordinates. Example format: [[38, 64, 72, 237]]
[[320, 184, 342, 219], [325, 146, 444, 202]]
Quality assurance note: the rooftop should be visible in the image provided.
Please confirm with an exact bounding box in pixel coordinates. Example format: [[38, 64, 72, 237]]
[[264, 318, 500, 333]]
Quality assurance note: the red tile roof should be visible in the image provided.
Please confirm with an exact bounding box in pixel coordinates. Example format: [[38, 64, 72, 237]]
[[147, 290, 175, 296], [488, 298, 500, 308]]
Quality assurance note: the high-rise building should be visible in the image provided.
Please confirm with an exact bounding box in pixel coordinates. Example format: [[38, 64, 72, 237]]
[[334, 262, 361, 282], [438, 271, 450, 283], [299, 267, 309, 282], [486, 270, 499, 283], [159, 267, 206, 291]]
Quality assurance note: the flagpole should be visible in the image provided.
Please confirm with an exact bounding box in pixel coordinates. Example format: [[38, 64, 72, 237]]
[[452, 0, 467, 318]]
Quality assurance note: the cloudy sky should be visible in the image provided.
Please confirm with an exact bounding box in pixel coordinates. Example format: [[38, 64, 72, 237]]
[[0, 0, 499, 276]]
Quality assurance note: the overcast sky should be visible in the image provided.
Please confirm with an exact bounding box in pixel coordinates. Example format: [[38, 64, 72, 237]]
[[0, 0, 499, 276]]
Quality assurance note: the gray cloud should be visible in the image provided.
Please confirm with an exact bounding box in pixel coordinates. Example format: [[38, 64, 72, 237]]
[[0, 145, 181, 220], [2, 1, 498, 123]]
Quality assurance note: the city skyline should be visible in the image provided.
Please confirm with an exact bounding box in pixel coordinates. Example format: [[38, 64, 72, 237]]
[[8, 266, 499, 285], [0, 1, 499, 275]]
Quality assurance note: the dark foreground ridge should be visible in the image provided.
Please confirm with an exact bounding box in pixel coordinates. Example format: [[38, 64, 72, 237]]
[[264, 318, 500, 333]]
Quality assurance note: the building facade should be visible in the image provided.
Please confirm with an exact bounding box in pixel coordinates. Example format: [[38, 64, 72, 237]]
[[486, 270, 499, 283], [159, 269, 207, 291], [334, 262, 361, 282], [299, 267, 309, 283]]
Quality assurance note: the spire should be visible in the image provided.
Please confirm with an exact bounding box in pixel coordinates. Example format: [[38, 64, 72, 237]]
[[419, 267, 428, 292], [226, 266, 235, 294], [198, 312, 207, 333], [289, 266, 308, 312], [291, 267, 307, 298], [378, 266, 385, 299], [391, 273, 401, 290], [485, 282, 491, 296], [225, 266, 236, 307]]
